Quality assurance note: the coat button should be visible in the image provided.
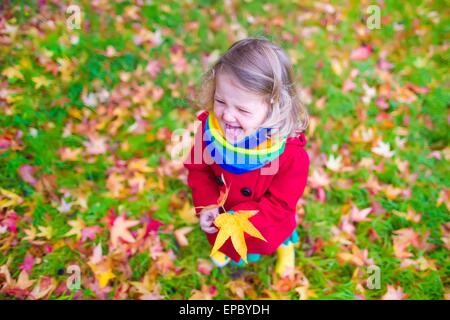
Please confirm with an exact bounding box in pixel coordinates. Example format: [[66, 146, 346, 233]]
[[240, 187, 252, 197], [215, 176, 224, 186]]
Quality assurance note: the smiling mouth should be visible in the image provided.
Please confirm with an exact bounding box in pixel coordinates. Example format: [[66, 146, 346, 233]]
[[225, 123, 241, 130], [224, 123, 243, 141]]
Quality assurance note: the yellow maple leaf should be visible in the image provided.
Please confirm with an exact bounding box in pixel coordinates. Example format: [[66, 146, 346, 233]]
[[127, 158, 154, 173], [23, 226, 37, 242], [98, 269, 115, 288], [64, 217, 86, 240], [211, 210, 266, 263], [37, 225, 53, 240], [0, 188, 23, 209], [2, 66, 24, 81], [178, 202, 198, 224], [57, 57, 74, 82], [88, 259, 116, 288], [32, 76, 51, 89]]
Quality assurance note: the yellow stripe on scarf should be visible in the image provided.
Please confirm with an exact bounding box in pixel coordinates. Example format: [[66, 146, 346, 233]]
[[209, 114, 279, 153]]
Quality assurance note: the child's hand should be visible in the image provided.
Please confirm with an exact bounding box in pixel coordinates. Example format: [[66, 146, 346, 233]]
[[199, 207, 220, 234]]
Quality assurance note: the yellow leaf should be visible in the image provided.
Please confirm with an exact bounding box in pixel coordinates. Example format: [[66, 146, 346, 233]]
[[127, 158, 154, 173], [64, 217, 85, 240], [23, 226, 39, 243], [32, 76, 51, 89], [211, 210, 266, 263], [57, 57, 75, 82], [178, 202, 198, 224], [2, 66, 24, 81], [0, 188, 23, 209], [98, 270, 115, 288], [19, 57, 32, 70], [6, 94, 23, 105], [88, 260, 116, 288], [53, 240, 66, 251], [37, 225, 53, 240]]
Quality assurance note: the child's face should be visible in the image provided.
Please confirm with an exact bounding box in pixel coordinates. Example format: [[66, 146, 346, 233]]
[[213, 71, 269, 143]]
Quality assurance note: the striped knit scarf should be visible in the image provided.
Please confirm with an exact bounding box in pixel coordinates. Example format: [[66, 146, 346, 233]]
[[203, 113, 286, 174]]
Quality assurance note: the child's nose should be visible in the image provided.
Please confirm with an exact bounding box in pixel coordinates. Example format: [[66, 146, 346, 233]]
[[222, 109, 236, 122]]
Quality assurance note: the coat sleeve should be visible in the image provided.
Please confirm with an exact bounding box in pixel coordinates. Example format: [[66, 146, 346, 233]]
[[183, 116, 220, 216], [228, 145, 310, 252]]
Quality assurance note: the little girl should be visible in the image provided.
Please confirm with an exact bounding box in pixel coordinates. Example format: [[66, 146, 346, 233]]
[[184, 37, 310, 278]]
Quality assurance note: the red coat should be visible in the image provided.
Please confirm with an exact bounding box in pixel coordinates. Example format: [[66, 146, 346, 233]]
[[184, 111, 310, 262]]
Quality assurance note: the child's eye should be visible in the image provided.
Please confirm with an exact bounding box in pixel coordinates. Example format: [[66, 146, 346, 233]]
[[215, 99, 225, 105], [239, 108, 250, 114]]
